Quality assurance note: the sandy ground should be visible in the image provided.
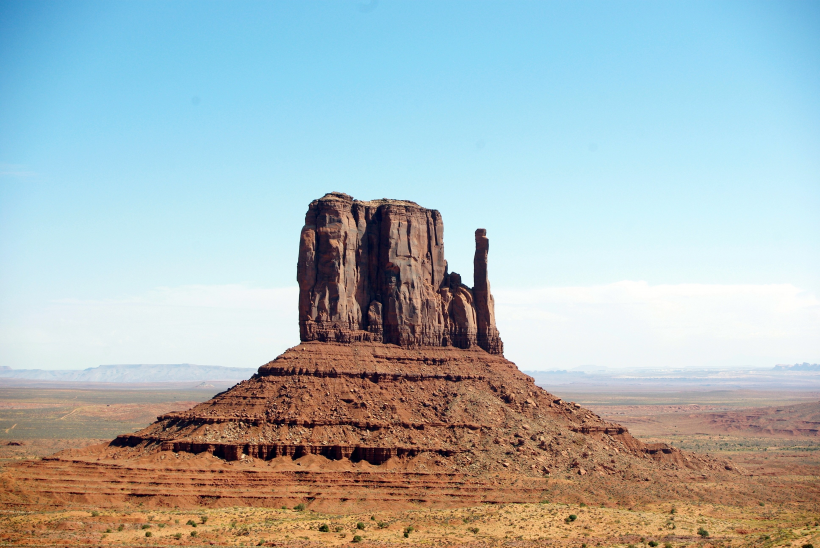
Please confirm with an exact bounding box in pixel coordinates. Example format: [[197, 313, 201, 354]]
[[1, 386, 818, 547], [1, 499, 818, 547]]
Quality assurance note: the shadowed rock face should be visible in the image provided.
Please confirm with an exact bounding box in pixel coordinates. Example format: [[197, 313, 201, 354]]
[[297, 192, 503, 354]]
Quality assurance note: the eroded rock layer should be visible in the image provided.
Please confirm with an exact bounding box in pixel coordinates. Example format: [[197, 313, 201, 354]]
[[298, 192, 503, 354], [106, 343, 718, 474], [3, 342, 734, 510]]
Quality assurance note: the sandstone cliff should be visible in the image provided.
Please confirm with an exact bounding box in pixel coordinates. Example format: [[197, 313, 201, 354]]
[[1, 192, 735, 512], [297, 192, 503, 354]]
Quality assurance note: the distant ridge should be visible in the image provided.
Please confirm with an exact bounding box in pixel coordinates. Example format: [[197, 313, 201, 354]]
[[0, 363, 256, 383], [774, 363, 820, 371]]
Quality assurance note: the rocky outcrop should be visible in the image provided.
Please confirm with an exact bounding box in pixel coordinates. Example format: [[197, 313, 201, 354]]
[[2, 192, 737, 513], [297, 192, 503, 354]]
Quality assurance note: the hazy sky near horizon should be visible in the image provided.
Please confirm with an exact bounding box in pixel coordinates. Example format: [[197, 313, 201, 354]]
[[1, 1, 818, 370]]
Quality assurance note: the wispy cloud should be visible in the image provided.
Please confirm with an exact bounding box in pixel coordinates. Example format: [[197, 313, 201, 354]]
[[1, 285, 300, 370], [1, 282, 817, 371], [495, 281, 820, 370], [0, 164, 38, 178]]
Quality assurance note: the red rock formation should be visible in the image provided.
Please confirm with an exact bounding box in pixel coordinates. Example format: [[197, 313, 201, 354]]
[[297, 192, 503, 354], [0, 192, 735, 511]]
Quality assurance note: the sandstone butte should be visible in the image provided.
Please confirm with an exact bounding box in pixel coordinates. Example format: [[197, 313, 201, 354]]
[[1, 192, 735, 511]]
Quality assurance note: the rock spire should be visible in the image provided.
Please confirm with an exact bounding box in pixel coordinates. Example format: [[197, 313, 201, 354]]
[[297, 192, 503, 354]]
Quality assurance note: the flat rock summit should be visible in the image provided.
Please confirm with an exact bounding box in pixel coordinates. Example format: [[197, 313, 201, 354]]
[[1, 193, 734, 511]]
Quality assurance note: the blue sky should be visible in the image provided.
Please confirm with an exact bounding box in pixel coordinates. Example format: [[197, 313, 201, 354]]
[[1, 1, 818, 370]]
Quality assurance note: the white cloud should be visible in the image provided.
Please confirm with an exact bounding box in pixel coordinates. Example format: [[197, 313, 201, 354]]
[[495, 281, 820, 370], [1, 281, 817, 371], [0, 285, 300, 370]]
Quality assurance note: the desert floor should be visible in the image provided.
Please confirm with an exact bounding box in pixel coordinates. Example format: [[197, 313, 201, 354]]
[[1, 384, 817, 547]]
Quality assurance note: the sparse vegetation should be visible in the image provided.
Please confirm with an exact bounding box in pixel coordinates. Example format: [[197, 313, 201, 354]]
[[0, 500, 815, 546], [294, 503, 306, 511], [352, 534, 363, 542], [698, 527, 709, 538]]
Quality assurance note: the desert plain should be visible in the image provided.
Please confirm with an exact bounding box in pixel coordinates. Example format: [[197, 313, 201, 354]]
[[1, 382, 817, 548]]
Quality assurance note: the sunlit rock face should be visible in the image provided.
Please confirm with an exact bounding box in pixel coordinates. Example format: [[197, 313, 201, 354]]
[[297, 192, 503, 354]]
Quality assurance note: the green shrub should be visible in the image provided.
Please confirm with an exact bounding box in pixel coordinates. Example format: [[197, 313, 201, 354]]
[[190, 531, 198, 537], [104, 528, 111, 534], [90, 511, 100, 517], [117, 525, 124, 532], [648, 541, 658, 547], [377, 521, 388, 529], [294, 503, 306, 511], [356, 522, 365, 530], [352, 535, 362, 543], [565, 514, 577, 523], [145, 531, 152, 538], [801, 544, 813, 548], [319, 524, 330, 533], [186, 519, 197, 527], [664, 543, 673, 548], [370, 516, 375, 521], [404, 525, 414, 538], [697, 528, 709, 538], [468, 527, 479, 534], [174, 533, 182, 540], [141, 524, 151, 530], [200, 516, 208, 524]]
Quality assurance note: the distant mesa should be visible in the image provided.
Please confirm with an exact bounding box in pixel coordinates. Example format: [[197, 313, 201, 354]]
[[774, 363, 820, 371], [298, 192, 503, 354], [0, 363, 255, 383]]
